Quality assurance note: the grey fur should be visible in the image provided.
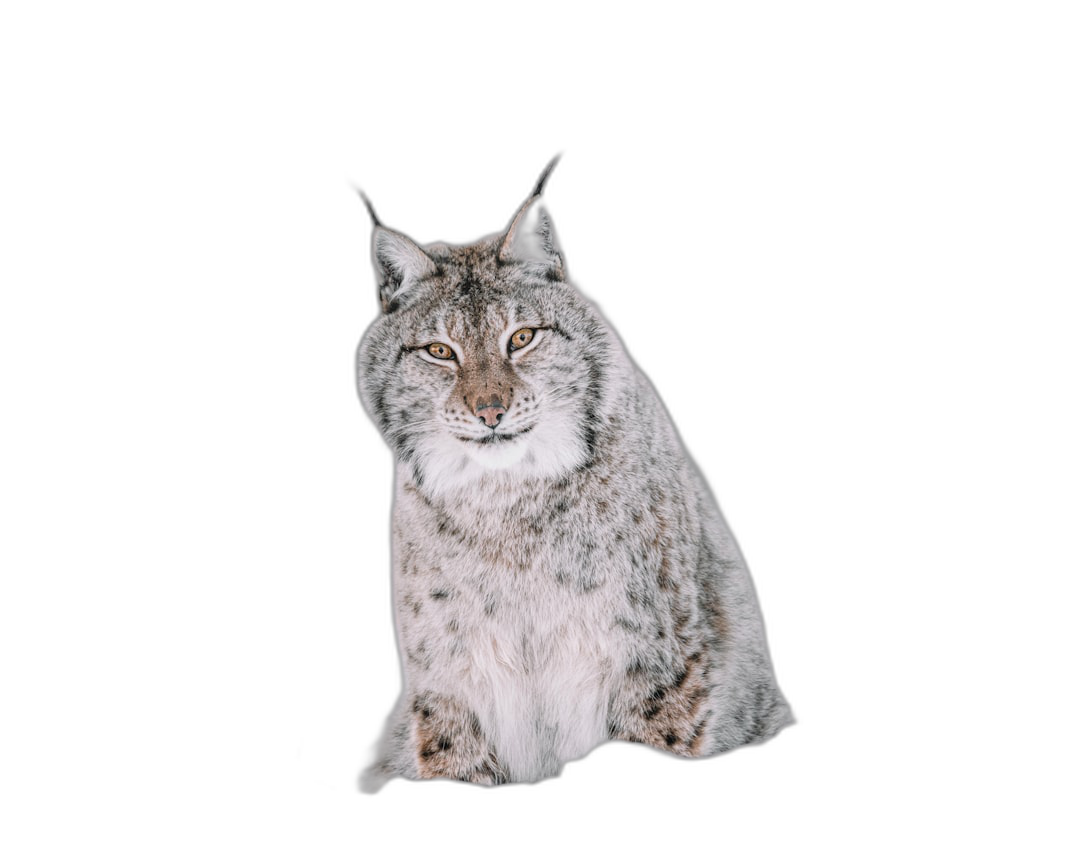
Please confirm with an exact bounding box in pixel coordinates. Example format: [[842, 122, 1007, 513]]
[[356, 166, 791, 789]]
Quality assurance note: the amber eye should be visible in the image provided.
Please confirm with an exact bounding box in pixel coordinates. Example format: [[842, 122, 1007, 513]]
[[508, 328, 535, 353], [426, 342, 455, 360]]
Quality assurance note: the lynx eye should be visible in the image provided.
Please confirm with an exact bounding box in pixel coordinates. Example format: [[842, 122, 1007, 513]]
[[426, 342, 456, 360], [508, 328, 535, 353]]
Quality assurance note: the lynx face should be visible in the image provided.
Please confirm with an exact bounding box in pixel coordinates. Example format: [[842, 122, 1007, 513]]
[[357, 178, 612, 496]]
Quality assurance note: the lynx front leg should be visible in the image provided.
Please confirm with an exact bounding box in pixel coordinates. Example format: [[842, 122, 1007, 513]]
[[410, 691, 505, 785], [609, 649, 714, 758]]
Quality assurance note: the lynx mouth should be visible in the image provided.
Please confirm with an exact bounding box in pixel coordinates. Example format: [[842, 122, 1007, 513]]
[[458, 424, 535, 445]]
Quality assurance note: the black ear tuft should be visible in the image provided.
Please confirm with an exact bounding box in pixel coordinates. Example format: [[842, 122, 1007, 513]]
[[354, 186, 382, 227], [531, 154, 561, 198]]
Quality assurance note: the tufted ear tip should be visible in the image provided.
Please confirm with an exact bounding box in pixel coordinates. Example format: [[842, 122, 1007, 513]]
[[530, 154, 561, 198], [354, 185, 382, 228]]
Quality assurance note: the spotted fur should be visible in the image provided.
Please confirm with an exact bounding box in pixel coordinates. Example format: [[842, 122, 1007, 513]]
[[357, 163, 792, 789]]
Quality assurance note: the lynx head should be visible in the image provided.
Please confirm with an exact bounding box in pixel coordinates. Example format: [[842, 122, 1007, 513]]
[[356, 160, 615, 496]]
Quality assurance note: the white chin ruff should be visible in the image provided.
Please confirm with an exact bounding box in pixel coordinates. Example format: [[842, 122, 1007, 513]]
[[463, 436, 533, 470], [416, 417, 586, 496]]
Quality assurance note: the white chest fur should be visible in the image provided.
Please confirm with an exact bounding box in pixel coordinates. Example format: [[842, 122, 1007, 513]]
[[466, 583, 615, 780], [398, 540, 622, 781]]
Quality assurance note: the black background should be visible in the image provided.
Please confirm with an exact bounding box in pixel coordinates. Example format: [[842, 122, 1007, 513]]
[[247, 113, 894, 833]]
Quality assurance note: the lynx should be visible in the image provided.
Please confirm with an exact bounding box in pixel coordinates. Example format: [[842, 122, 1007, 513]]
[[356, 160, 791, 789]]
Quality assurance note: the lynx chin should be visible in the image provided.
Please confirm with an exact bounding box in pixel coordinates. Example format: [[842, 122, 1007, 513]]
[[356, 159, 791, 789]]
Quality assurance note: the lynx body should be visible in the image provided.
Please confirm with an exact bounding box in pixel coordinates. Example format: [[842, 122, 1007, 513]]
[[357, 163, 791, 788]]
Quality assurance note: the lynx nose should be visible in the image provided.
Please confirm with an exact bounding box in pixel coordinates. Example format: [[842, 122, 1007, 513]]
[[475, 397, 506, 428]]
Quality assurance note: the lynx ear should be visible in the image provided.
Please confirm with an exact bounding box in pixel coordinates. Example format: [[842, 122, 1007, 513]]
[[497, 157, 565, 280], [371, 226, 437, 313], [356, 188, 437, 312]]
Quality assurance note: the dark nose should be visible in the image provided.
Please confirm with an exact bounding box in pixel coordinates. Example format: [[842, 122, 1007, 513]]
[[475, 397, 506, 428]]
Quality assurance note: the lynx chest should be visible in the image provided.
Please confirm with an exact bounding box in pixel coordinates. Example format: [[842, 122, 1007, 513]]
[[391, 479, 627, 775]]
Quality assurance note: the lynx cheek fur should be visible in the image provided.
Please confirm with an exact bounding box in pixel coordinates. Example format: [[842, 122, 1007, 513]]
[[356, 160, 791, 789]]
